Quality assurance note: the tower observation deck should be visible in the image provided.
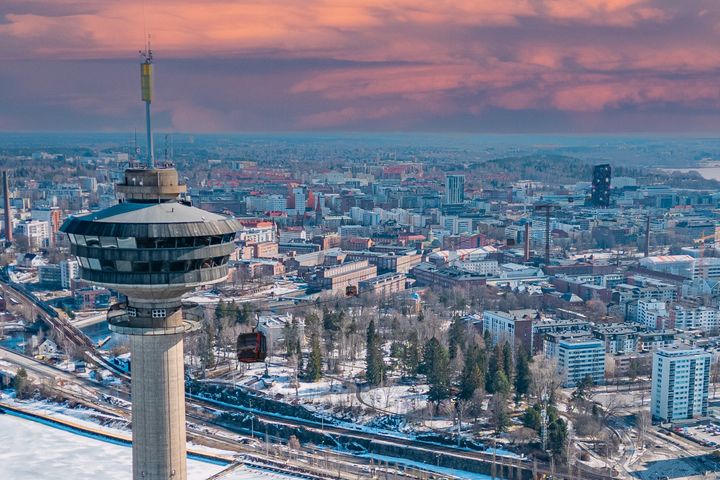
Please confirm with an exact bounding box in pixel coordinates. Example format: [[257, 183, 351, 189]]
[[60, 51, 241, 480]]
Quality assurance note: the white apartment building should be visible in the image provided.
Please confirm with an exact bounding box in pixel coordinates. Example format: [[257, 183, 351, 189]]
[[291, 187, 306, 216], [454, 260, 500, 276], [16, 219, 50, 250], [670, 304, 720, 333], [245, 194, 287, 213], [692, 257, 720, 281], [651, 346, 711, 423], [555, 338, 606, 387], [637, 299, 669, 330], [60, 259, 79, 289]]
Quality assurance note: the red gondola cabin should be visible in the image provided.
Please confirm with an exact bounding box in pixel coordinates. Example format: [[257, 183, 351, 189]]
[[237, 332, 267, 363]]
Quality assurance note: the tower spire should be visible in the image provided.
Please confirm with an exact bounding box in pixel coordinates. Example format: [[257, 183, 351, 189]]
[[140, 39, 154, 168]]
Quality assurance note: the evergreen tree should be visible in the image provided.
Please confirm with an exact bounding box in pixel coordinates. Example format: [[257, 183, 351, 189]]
[[548, 417, 568, 455], [502, 341, 514, 380], [366, 319, 386, 385], [295, 339, 303, 373], [305, 312, 321, 337], [514, 350, 532, 403], [485, 343, 505, 393], [305, 333, 323, 382], [423, 338, 451, 405], [12, 367, 30, 399], [200, 319, 216, 371], [402, 330, 421, 377], [492, 370, 511, 396], [448, 316, 466, 360], [283, 318, 301, 357], [483, 329, 492, 347], [571, 374, 595, 403], [235, 302, 254, 325], [459, 343, 485, 401], [522, 404, 542, 430]]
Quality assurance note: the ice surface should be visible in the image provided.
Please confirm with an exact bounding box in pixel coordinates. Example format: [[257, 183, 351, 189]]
[[0, 414, 295, 480]]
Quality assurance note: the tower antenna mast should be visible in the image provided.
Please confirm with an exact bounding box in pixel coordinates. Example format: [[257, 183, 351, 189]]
[[140, 36, 154, 168]]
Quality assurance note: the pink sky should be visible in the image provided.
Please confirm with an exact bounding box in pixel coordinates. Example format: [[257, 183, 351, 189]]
[[0, 0, 719, 132]]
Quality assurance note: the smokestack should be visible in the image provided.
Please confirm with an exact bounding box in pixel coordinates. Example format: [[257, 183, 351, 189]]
[[644, 214, 650, 258], [2, 171, 11, 243], [524, 222, 530, 262]]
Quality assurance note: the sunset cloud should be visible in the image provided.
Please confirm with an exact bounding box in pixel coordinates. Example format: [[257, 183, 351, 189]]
[[0, 1, 719, 131]]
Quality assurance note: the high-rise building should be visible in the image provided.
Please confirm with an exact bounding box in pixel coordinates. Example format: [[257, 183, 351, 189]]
[[591, 164, 611, 207], [651, 346, 711, 422], [60, 50, 240, 480], [555, 337, 606, 387], [445, 174, 465, 205], [60, 259, 79, 289], [292, 186, 307, 216]]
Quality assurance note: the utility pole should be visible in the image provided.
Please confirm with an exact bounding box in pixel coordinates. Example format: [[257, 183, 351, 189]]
[[540, 388, 549, 452]]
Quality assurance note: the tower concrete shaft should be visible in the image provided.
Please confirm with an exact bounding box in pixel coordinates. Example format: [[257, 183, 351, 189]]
[[122, 298, 190, 480], [129, 319, 186, 478]]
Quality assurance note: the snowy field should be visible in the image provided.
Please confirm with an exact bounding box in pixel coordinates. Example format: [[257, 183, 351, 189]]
[[0, 414, 298, 480]]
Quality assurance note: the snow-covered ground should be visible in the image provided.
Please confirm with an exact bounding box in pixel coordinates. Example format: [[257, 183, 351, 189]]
[[360, 384, 426, 415], [0, 413, 223, 480], [0, 413, 302, 480]]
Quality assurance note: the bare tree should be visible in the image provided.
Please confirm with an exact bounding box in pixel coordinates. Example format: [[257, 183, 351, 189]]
[[635, 410, 651, 449], [529, 355, 563, 404]]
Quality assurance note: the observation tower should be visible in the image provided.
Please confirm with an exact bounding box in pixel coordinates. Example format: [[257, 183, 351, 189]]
[[60, 49, 240, 480]]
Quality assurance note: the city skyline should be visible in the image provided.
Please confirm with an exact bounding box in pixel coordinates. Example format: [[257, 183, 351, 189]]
[[1, 1, 720, 133]]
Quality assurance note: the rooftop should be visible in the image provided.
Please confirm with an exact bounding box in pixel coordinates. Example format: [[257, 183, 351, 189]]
[[78, 202, 228, 224]]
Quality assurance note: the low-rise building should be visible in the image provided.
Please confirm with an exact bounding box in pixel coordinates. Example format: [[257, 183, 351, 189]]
[[308, 260, 377, 295], [257, 313, 304, 352], [358, 272, 406, 296]]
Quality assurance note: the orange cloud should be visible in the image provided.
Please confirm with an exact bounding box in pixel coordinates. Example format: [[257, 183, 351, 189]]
[[1, 1, 720, 130]]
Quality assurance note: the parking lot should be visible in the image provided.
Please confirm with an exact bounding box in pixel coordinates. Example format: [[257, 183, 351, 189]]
[[674, 422, 720, 449]]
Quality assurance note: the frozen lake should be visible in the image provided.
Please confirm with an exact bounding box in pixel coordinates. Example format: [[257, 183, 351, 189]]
[[0, 413, 296, 479]]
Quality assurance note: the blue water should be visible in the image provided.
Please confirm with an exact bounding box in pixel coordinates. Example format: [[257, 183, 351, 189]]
[[0, 321, 125, 353]]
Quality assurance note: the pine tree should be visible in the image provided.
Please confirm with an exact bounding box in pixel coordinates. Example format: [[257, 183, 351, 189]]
[[366, 319, 385, 385], [295, 339, 303, 373], [402, 330, 421, 377], [514, 349, 531, 403], [492, 370, 511, 396], [502, 341, 514, 380], [459, 344, 485, 401], [486, 343, 504, 393], [305, 312, 321, 337], [549, 417, 568, 455], [483, 328, 492, 347], [448, 316, 466, 360], [423, 338, 451, 405], [201, 319, 216, 371], [305, 333, 322, 382]]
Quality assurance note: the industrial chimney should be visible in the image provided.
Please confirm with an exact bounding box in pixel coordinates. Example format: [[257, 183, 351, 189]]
[[3, 171, 12, 243]]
